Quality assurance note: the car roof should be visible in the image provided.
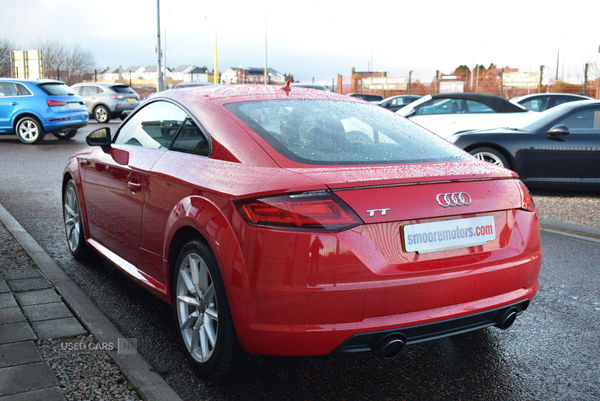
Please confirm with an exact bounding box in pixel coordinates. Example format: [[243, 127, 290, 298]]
[[512, 93, 592, 102], [0, 78, 64, 84], [71, 82, 130, 87], [430, 92, 527, 113]]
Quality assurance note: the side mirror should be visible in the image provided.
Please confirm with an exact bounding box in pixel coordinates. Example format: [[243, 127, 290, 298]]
[[86, 127, 112, 152], [547, 124, 569, 138]]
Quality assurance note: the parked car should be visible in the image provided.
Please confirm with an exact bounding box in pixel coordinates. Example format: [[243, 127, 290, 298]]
[[63, 85, 541, 377], [290, 83, 327, 91], [174, 82, 218, 89], [377, 95, 422, 112], [397, 93, 534, 138], [70, 82, 140, 123], [0, 78, 88, 144], [447, 99, 600, 190], [347, 93, 384, 102], [511, 93, 592, 112]]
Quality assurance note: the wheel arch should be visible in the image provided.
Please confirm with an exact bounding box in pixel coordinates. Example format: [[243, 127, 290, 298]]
[[463, 142, 515, 170], [12, 112, 45, 132], [164, 198, 248, 316]]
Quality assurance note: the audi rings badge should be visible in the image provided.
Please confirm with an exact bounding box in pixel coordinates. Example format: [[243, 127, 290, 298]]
[[436, 192, 472, 208]]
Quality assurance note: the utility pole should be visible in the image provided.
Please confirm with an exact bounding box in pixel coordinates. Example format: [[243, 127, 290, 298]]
[[435, 70, 439, 94], [408, 70, 412, 95], [500, 67, 505, 97], [214, 26, 218, 84], [555, 49, 559, 84], [156, 0, 163, 92], [538, 65, 544, 93], [583, 63, 589, 95], [264, 10, 268, 85]]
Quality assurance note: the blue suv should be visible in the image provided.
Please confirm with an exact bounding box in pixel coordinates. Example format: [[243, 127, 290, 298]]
[[0, 78, 89, 144]]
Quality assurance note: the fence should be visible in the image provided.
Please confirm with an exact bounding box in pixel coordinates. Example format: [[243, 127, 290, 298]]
[[337, 67, 599, 99]]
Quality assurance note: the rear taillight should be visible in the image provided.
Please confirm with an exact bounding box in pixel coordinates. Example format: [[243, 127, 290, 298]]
[[237, 191, 363, 231], [47, 100, 67, 107], [109, 95, 124, 99], [516, 180, 536, 212]]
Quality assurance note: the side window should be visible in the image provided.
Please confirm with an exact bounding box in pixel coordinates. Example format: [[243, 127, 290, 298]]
[[557, 109, 600, 133], [521, 97, 548, 112], [115, 101, 187, 149], [16, 84, 32, 96], [81, 86, 97, 96], [71, 86, 82, 95], [554, 96, 579, 107], [463, 100, 493, 113], [171, 119, 210, 156], [0, 82, 19, 97]]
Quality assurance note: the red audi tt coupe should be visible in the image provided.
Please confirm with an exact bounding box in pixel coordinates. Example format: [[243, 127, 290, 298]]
[[62, 84, 542, 377]]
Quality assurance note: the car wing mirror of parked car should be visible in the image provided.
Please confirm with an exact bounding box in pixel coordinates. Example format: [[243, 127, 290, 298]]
[[547, 124, 569, 139], [86, 127, 112, 152]]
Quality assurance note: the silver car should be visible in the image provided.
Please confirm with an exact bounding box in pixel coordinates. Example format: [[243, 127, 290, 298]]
[[70, 82, 140, 123]]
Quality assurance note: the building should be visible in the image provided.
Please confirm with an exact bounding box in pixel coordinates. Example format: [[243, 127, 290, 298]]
[[220, 67, 285, 85], [143, 65, 171, 81], [123, 66, 146, 80], [183, 67, 209, 83]]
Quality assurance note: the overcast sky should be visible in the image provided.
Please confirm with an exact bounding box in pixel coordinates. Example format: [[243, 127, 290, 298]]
[[1, 0, 599, 84]]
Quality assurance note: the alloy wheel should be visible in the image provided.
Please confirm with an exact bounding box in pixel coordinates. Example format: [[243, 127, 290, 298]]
[[176, 253, 219, 363], [473, 151, 505, 167], [63, 184, 82, 252]]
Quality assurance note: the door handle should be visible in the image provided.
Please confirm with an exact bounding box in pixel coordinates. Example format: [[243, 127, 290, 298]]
[[10, 102, 17, 106], [128, 181, 142, 192]]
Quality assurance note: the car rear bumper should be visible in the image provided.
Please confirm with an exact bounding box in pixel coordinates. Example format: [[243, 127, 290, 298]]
[[225, 208, 542, 356], [43, 112, 89, 132]]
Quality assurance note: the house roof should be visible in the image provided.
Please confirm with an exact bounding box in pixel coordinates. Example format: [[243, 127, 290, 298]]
[[225, 67, 283, 76], [125, 66, 143, 71], [172, 65, 194, 72], [187, 67, 207, 74]]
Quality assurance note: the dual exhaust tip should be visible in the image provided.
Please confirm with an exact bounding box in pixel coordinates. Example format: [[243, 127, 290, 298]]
[[370, 307, 520, 360]]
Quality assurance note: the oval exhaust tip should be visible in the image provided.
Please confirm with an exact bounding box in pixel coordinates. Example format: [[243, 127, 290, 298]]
[[372, 333, 406, 359], [496, 308, 518, 330]]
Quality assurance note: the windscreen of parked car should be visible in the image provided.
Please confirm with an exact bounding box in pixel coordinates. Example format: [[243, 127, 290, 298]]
[[226, 99, 469, 165], [110, 85, 137, 94], [38, 83, 74, 95]]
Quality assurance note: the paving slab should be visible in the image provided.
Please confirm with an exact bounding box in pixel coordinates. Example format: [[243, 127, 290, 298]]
[[0, 387, 65, 401], [30, 317, 86, 339], [0, 307, 26, 325], [0, 322, 36, 344], [0, 293, 18, 309], [3, 270, 42, 280], [0, 281, 9, 294], [22, 302, 72, 322], [0, 362, 59, 397], [15, 289, 61, 306], [0, 341, 42, 368], [6, 278, 51, 293]]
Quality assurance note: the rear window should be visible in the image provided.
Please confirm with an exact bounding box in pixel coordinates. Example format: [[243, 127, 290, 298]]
[[110, 85, 136, 94], [226, 99, 468, 165], [38, 83, 74, 95]]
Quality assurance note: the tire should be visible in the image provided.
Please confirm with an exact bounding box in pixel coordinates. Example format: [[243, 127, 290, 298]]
[[63, 180, 90, 259], [173, 239, 258, 377], [469, 147, 510, 168], [94, 105, 111, 123], [15, 116, 46, 144], [54, 129, 78, 140]]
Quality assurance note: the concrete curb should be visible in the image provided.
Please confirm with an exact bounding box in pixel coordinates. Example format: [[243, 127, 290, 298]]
[[0, 202, 181, 401], [539, 219, 600, 245]]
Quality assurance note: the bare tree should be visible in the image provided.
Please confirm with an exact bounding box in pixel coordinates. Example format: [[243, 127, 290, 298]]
[[30, 39, 95, 85], [0, 38, 17, 77]]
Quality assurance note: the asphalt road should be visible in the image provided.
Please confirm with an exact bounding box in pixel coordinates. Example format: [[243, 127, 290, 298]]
[[0, 124, 599, 400]]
